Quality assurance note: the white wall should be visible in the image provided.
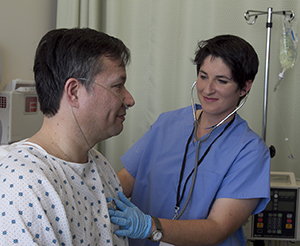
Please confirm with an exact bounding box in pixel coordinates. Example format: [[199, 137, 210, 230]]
[[0, 0, 57, 90]]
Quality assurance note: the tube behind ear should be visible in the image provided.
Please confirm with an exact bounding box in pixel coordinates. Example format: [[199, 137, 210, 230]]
[[65, 78, 81, 107]]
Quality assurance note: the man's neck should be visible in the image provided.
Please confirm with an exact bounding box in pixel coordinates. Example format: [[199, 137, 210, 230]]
[[28, 119, 90, 163]]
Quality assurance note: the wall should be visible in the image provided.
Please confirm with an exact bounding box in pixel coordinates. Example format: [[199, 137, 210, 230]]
[[0, 0, 57, 90]]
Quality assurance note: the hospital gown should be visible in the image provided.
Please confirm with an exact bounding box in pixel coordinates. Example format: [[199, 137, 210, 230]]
[[121, 105, 270, 246], [0, 141, 128, 246]]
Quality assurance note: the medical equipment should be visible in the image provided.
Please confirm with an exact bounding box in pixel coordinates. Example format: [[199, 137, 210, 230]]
[[279, 17, 297, 69], [274, 16, 298, 92], [173, 81, 248, 220], [190, 81, 248, 126], [71, 105, 118, 199], [243, 172, 300, 242], [93, 82, 129, 110], [0, 79, 43, 144], [109, 191, 153, 239], [107, 199, 117, 210], [71, 78, 129, 199], [77, 78, 129, 109], [244, 8, 295, 142]]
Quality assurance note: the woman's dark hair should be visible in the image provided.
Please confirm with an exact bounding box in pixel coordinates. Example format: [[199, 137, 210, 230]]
[[193, 35, 259, 94]]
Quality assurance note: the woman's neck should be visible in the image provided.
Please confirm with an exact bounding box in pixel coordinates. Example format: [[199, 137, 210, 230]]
[[196, 110, 235, 128], [195, 110, 235, 139]]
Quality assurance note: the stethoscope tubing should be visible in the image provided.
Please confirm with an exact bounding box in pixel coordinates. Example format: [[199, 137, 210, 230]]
[[191, 81, 248, 141], [173, 81, 248, 220]]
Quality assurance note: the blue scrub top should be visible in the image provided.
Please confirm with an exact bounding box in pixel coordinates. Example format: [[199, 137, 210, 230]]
[[122, 105, 270, 246]]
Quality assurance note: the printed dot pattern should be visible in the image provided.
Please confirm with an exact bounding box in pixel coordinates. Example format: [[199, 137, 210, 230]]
[[0, 143, 127, 246]]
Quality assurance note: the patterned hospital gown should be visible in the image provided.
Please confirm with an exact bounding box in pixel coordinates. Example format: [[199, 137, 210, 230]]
[[0, 141, 128, 246]]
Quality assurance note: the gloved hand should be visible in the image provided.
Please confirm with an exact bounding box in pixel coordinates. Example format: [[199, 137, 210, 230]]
[[107, 191, 152, 239]]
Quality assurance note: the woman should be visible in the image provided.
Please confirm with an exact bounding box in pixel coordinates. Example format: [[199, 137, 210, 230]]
[[109, 35, 270, 246]]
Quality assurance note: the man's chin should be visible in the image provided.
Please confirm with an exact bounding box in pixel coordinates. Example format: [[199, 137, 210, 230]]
[[111, 125, 124, 138]]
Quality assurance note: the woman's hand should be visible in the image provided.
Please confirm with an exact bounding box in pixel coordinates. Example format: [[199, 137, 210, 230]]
[[108, 191, 152, 239]]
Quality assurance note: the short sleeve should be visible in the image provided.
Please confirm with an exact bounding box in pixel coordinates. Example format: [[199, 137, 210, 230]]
[[215, 137, 270, 214]]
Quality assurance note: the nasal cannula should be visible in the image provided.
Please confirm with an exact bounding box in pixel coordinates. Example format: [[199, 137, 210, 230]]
[[77, 78, 129, 110], [173, 81, 248, 220], [71, 78, 129, 200]]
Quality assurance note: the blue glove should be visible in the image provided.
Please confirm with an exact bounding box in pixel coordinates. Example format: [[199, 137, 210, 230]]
[[108, 191, 152, 239]]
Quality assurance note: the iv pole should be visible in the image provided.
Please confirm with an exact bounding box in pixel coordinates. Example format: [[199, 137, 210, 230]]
[[244, 7, 295, 157]]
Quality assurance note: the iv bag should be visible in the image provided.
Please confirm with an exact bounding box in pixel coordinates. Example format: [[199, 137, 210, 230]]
[[274, 16, 298, 92], [279, 16, 297, 69]]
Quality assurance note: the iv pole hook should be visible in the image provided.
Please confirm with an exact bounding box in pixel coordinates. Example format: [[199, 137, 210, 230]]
[[243, 7, 295, 158], [244, 7, 295, 142], [244, 9, 295, 25]]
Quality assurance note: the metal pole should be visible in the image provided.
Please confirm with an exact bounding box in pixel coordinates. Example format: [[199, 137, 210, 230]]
[[262, 7, 273, 141], [244, 8, 294, 157]]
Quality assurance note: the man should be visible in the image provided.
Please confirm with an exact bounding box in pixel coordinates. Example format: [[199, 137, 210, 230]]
[[0, 28, 135, 245]]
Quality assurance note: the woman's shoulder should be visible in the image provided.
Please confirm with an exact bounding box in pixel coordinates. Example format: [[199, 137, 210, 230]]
[[157, 105, 193, 123], [233, 114, 267, 149]]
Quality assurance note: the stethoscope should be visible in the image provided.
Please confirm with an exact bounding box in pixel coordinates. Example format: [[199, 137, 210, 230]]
[[173, 81, 248, 220]]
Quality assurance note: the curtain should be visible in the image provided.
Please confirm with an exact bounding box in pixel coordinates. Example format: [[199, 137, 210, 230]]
[[57, 0, 101, 29], [57, 1, 300, 178]]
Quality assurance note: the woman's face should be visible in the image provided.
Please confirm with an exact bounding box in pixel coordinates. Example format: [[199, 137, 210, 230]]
[[196, 55, 249, 120]]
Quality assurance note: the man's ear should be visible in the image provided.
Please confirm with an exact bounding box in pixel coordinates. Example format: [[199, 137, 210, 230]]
[[64, 78, 81, 107], [241, 80, 253, 97]]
